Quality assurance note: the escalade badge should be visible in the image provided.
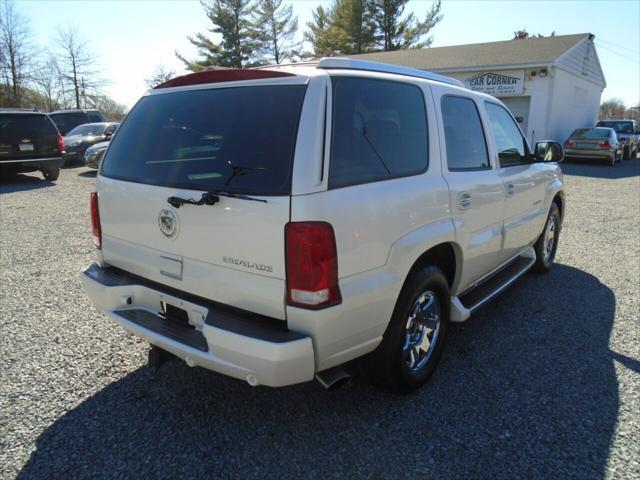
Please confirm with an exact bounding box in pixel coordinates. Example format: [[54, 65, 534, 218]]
[[158, 208, 179, 238]]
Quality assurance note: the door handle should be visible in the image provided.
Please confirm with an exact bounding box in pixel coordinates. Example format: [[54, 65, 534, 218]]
[[457, 192, 472, 209], [505, 183, 515, 197]]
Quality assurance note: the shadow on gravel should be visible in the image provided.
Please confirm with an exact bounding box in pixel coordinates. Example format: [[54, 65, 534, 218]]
[[561, 157, 639, 179], [77, 170, 97, 177], [18, 264, 617, 479], [0, 174, 54, 194]]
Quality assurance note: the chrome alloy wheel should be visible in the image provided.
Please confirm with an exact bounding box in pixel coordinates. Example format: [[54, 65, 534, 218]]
[[403, 291, 441, 372], [543, 215, 557, 263]]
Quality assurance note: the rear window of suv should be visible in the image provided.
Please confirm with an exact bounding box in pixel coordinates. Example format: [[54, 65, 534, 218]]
[[595, 121, 633, 133], [49, 112, 90, 135], [101, 85, 307, 195], [0, 114, 58, 143]]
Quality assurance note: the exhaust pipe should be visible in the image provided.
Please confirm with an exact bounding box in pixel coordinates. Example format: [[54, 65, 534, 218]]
[[315, 366, 351, 390]]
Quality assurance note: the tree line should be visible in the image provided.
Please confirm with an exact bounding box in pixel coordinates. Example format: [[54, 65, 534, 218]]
[[600, 98, 640, 122], [176, 0, 442, 70], [0, 0, 126, 119]]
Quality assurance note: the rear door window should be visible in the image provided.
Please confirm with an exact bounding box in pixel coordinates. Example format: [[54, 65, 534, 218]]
[[441, 96, 490, 171], [329, 77, 429, 188], [101, 85, 306, 195]]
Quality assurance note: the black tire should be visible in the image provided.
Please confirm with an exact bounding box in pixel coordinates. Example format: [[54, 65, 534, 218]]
[[533, 202, 560, 273], [368, 265, 450, 394], [41, 166, 60, 181]]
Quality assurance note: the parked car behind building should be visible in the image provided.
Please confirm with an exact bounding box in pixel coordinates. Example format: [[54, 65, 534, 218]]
[[49, 109, 106, 135], [0, 109, 64, 180], [64, 122, 118, 165], [564, 127, 620, 166], [594, 119, 639, 160]]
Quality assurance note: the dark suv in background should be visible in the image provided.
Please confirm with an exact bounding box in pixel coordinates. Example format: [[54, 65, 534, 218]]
[[0, 109, 65, 180], [595, 120, 639, 160], [49, 109, 106, 136]]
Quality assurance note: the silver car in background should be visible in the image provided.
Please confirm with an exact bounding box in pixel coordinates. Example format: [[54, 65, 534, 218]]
[[564, 127, 620, 166], [594, 120, 639, 160], [84, 141, 110, 169]]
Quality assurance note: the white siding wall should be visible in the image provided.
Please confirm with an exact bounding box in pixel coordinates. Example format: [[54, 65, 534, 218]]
[[555, 38, 606, 87], [514, 72, 550, 145], [547, 67, 603, 143]]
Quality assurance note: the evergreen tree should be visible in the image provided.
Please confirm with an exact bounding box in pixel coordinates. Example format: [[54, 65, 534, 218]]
[[372, 0, 442, 51], [304, 5, 334, 57], [330, 0, 377, 54], [176, 0, 258, 70], [253, 0, 298, 64]]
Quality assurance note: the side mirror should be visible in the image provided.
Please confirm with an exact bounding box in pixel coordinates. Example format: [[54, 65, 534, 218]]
[[534, 140, 564, 163]]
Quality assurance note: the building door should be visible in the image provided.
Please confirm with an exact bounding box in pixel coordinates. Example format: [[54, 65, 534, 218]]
[[499, 96, 531, 142]]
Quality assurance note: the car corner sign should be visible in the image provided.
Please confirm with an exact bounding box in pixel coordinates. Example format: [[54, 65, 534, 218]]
[[461, 70, 525, 95]]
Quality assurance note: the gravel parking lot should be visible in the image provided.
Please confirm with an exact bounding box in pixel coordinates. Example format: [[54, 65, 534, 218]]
[[1, 160, 639, 479]]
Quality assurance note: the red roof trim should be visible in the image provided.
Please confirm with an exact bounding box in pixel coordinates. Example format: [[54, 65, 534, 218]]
[[154, 69, 295, 89]]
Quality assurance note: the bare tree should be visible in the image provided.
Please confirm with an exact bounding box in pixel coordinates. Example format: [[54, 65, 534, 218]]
[[0, 0, 39, 106], [599, 98, 626, 120], [54, 25, 104, 109], [145, 65, 176, 89], [87, 94, 127, 121], [32, 54, 62, 111]]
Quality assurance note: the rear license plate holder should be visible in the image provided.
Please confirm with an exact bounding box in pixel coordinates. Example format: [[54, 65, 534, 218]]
[[19, 143, 34, 152]]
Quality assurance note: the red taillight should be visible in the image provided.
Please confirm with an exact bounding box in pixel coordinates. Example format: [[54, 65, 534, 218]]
[[57, 133, 65, 153], [564, 139, 575, 148], [285, 222, 341, 309], [598, 140, 611, 148], [90, 192, 102, 249]]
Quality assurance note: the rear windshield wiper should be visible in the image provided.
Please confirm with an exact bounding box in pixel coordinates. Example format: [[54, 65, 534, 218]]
[[167, 190, 267, 208], [224, 160, 267, 186]]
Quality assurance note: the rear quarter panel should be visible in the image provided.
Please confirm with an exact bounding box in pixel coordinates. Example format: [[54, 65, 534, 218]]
[[287, 77, 457, 369]]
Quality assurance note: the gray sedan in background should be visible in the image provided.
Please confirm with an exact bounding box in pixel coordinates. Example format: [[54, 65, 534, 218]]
[[84, 141, 110, 169], [564, 127, 621, 166]]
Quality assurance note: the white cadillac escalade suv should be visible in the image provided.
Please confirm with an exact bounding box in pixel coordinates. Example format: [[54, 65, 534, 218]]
[[81, 58, 565, 393]]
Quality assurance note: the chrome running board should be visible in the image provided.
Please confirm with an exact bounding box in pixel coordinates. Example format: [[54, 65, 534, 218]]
[[459, 248, 536, 313]]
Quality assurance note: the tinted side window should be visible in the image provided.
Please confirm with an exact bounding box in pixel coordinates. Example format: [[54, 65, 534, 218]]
[[485, 102, 530, 167], [441, 96, 490, 171], [329, 77, 428, 189], [104, 124, 118, 134], [87, 112, 103, 123]]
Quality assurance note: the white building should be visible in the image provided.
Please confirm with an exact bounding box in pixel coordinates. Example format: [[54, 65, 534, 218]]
[[354, 33, 606, 144]]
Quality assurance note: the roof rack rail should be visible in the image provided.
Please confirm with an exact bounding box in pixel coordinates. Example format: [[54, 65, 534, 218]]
[[0, 107, 40, 112], [317, 57, 464, 87]]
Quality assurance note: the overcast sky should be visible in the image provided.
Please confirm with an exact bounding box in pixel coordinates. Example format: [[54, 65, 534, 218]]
[[17, 0, 640, 109]]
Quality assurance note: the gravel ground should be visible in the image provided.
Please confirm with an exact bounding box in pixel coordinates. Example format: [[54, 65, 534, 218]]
[[1, 160, 638, 479]]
